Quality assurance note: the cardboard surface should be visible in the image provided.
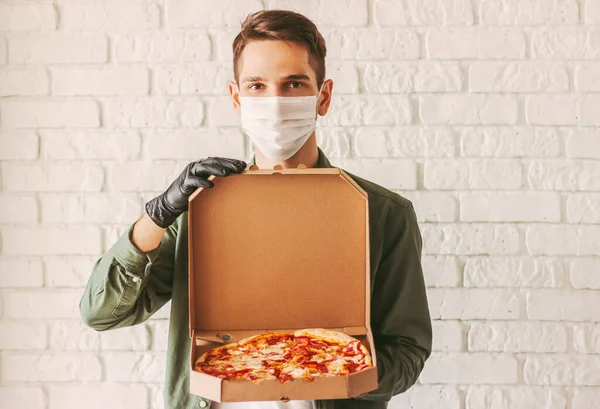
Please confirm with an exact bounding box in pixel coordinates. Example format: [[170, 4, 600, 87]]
[[187, 166, 376, 401]]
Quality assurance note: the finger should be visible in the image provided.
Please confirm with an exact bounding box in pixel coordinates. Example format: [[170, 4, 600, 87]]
[[201, 157, 246, 173], [181, 175, 214, 195], [191, 163, 236, 178]]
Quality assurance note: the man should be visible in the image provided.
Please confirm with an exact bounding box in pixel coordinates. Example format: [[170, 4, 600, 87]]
[[80, 9, 431, 409]]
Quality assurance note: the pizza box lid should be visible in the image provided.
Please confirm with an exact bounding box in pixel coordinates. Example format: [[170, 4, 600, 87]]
[[187, 164, 371, 340]]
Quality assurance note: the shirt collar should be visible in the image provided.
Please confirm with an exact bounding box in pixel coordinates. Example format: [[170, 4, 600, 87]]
[[246, 147, 333, 170]]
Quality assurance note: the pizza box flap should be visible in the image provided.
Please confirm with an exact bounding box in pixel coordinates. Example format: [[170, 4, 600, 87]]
[[187, 165, 370, 338]]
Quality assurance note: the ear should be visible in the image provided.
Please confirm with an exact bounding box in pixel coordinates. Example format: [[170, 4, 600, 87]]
[[317, 79, 333, 117], [228, 80, 241, 117]]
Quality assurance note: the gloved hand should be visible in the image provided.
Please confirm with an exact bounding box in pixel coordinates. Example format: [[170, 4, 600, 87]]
[[145, 157, 247, 228]]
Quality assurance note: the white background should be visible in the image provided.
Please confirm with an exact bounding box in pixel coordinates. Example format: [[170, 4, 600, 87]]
[[1, 0, 600, 408]]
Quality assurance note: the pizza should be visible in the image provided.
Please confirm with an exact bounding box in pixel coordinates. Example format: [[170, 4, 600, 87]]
[[194, 328, 373, 383]]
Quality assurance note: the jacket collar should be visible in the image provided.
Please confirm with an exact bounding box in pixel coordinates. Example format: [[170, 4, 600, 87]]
[[247, 147, 333, 169]]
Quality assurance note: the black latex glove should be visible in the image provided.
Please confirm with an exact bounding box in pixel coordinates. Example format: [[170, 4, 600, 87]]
[[145, 157, 247, 228]]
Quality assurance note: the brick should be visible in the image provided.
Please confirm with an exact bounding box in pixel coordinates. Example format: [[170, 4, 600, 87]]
[[49, 321, 100, 351], [0, 131, 38, 160], [421, 95, 518, 125], [373, 0, 473, 26], [361, 95, 412, 125], [424, 159, 522, 189], [41, 194, 142, 224], [212, 30, 237, 61], [106, 97, 204, 128], [323, 62, 358, 94], [45, 256, 97, 288], [49, 384, 148, 409], [167, 0, 262, 28], [0, 69, 49, 97], [4, 289, 84, 318], [464, 257, 565, 288], [144, 129, 244, 160], [320, 95, 361, 126], [149, 384, 165, 409], [422, 256, 461, 287], [336, 159, 418, 190], [432, 321, 464, 352], [150, 320, 169, 351], [469, 322, 567, 353], [527, 290, 600, 321], [268, 0, 368, 26], [528, 225, 600, 256], [0, 37, 6, 65], [0, 322, 47, 350], [2, 162, 104, 192], [206, 96, 240, 127], [324, 28, 420, 60], [362, 62, 462, 93], [567, 194, 600, 223], [584, 0, 600, 23], [399, 192, 458, 223], [459, 127, 562, 158], [0, 195, 38, 224], [107, 161, 182, 192], [527, 160, 600, 191], [2, 353, 102, 382], [480, 0, 578, 25], [156, 63, 231, 95], [571, 258, 600, 289], [0, 100, 100, 128], [114, 32, 211, 62], [52, 67, 149, 96], [315, 128, 351, 158], [574, 323, 600, 353], [40, 130, 141, 160], [0, 258, 43, 288], [1, 227, 102, 256], [524, 355, 600, 385], [466, 386, 567, 409], [460, 192, 561, 222], [574, 389, 600, 409], [532, 28, 600, 59], [470, 62, 568, 92], [525, 96, 597, 125], [420, 353, 518, 384], [103, 225, 131, 254], [566, 130, 600, 159], [0, 387, 45, 409], [391, 385, 461, 409], [355, 127, 456, 158], [423, 224, 520, 255], [426, 29, 526, 59], [104, 352, 166, 382], [323, 95, 412, 126], [575, 63, 600, 91], [9, 34, 108, 64], [100, 325, 150, 351], [428, 289, 520, 320], [0, 4, 56, 30], [59, 2, 160, 30]]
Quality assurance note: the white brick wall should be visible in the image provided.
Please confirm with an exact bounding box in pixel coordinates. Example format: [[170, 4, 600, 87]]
[[0, 0, 599, 408]]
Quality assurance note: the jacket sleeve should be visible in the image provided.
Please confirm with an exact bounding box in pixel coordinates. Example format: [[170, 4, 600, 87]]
[[356, 201, 432, 402], [79, 218, 177, 331]]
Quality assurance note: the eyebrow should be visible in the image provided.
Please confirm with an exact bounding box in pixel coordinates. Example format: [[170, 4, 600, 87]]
[[241, 74, 312, 83]]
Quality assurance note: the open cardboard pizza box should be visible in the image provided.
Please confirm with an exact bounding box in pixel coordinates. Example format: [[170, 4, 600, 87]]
[[187, 164, 378, 402]]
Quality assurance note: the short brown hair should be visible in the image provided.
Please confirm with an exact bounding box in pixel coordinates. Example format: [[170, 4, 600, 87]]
[[232, 10, 327, 87]]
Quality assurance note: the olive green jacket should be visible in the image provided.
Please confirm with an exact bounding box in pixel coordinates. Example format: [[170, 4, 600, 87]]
[[80, 148, 432, 409]]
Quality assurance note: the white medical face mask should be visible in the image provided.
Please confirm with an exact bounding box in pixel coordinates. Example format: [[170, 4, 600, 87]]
[[239, 89, 322, 161]]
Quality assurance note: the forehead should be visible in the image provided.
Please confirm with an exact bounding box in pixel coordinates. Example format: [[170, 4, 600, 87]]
[[238, 40, 316, 81]]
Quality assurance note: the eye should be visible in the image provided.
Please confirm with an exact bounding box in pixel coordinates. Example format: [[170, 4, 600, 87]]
[[248, 83, 264, 91], [288, 82, 304, 89]]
